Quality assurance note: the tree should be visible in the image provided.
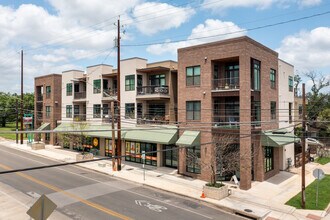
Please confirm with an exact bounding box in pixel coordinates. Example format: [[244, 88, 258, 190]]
[[304, 71, 329, 120], [294, 73, 302, 97], [186, 134, 238, 186]]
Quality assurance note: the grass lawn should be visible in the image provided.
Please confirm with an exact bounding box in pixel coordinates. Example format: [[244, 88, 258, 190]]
[[316, 157, 330, 165], [0, 122, 26, 140], [286, 175, 330, 210]]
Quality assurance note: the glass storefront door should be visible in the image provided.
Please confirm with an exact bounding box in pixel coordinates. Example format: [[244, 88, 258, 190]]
[[125, 141, 157, 166], [164, 145, 178, 168]]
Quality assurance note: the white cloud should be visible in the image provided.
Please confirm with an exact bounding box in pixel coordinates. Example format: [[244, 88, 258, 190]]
[[132, 2, 195, 35], [201, 0, 322, 10], [147, 19, 246, 55], [277, 27, 330, 70]]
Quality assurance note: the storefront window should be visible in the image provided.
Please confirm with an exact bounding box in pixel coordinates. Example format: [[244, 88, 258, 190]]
[[105, 139, 115, 157], [125, 141, 157, 166]]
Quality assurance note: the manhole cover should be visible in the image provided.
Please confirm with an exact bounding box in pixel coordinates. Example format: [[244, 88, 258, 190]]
[[244, 209, 253, 213]]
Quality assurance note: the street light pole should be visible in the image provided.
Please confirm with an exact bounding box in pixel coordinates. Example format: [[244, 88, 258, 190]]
[[20, 50, 24, 145], [116, 17, 122, 171]]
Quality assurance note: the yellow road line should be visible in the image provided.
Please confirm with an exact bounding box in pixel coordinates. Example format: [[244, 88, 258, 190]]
[[0, 163, 133, 220]]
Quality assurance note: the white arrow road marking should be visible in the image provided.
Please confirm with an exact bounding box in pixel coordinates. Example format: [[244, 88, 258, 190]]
[[135, 200, 167, 212]]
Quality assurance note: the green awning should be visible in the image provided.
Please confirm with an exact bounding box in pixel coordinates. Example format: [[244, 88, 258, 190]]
[[261, 130, 300, 147], [54, 123, 122, 139], [122, 128, 178, 145], [37, 123, 50, 131], [176, 131, 200, 146]]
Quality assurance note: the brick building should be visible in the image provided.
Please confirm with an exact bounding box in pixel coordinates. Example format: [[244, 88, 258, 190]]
[[177, 36, 285, 190], [34, 74, 62, 145]]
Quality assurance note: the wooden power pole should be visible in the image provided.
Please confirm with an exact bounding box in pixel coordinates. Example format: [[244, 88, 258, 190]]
[[116, 18, 122, 171], [301, 83, 306, 209], [20, 50, 24, 145]]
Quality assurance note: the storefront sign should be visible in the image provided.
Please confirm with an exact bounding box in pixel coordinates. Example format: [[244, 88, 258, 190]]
[[92, 137, 99, 147]]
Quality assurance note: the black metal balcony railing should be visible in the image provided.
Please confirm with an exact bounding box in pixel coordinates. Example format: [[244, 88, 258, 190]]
[[103, 89, 118, 97], [213, 77, 239, 90], [74, 114, 86, 121], [102, 115, 118, 123], [74, 91, 86, 99], [37, 95, 43, 101], [213, 115, 240, 128], [136, 85, 169, 96]]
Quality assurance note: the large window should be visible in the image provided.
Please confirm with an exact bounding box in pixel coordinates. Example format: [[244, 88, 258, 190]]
[[289, 76, 293, 92], [125, 75, 135, 91], [270, 69, 276, 89], [125, 103, 135, 119], [66, 105, 72, 118], [289, 102, 293, 123], [271, 101, 276, 120], [149, 74, 166, 86], [252, 101, 261, 126], [46, 106, 51, 118], [186, 66, 200, 86], [125, 141, 157, 166], [264, 146, 274, 172], [93, 79, 101, 93], [186, 101, 201, 120], [46, 86, 51, 98], [103, 104, 109, 116], [93, 104, 101, 118], [66, 83, 72, 96], [186, 145, 201, 174], [251, 59, 261, 91]]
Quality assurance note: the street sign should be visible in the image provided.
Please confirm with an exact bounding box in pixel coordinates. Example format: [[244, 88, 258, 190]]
[[27, 194, 57, 220], [313, 169, 325, 180], [142, 151, 146, 160]]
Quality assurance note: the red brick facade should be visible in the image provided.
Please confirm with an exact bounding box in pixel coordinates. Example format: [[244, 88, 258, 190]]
[[178, 37, 279, 190], [34, 74, 62, 145]]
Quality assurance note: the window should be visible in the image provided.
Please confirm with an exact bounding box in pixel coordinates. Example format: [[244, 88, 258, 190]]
[[46, 106, 51, 118], [186, 145, 201, 174], [125, 75, 135, 91], [103, 104, 109, 116], [149, 74, 166, 86], [125, 103, 135, 119], [66, 83, 72, 96], [66, 105, 72, 118], [270, 69, 276, 89], [93, 79, 101, 93], [251, 59, 261, 91], [289, 76, 293, 92], [125, 141, 157, 166], [271, 101, 276, 120], [186, 66, 200, 86], [252, 101, 261, 127], [186, 101, 201, 120], [289, 102, 293, 123], [46, 86, 51, 98], [45, 133, 50, 142], [74, 105, 79, 115], [93, 104, 101, 118], [264, 146, 274, 172]]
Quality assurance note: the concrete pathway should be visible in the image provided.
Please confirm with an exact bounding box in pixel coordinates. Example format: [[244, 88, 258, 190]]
[[0, 139, 329, 220]]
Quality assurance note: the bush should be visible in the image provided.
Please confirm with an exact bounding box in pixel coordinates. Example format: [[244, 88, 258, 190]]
[[206, 182, 224, 188]]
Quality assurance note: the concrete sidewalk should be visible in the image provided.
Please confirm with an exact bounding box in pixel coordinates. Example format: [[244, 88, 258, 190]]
[[0, 139, 329, 220]]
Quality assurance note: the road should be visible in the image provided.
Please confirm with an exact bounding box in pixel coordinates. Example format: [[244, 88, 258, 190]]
[[0, 144, 243, 220]]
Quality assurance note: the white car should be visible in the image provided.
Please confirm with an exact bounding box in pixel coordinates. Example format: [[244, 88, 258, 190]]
[[306, 138, 324, 146]]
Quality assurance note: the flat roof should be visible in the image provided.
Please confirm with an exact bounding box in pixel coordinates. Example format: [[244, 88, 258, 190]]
[[121, 57, 147, 62], [178, 36, 278, 56], [34, 73, 62, 80], [62, 69, 84, 73], [147, 60, 177, 65], [86, 64, 113, 68], [278, 58, 294, 67], [137, 66, 171, 73]]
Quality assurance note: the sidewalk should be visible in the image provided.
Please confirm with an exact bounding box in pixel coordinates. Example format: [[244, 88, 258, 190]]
[[1, 139, 329, 220]]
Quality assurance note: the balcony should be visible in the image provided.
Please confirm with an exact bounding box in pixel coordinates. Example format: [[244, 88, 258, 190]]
[[213, 115, 240, 129], [137, 114, 169, 125], [74, 91, 86, 100], [212, 77, 239, 91], [74, 114, 86, 121], [102, 115, 118, 124], [102, 89, 117, 100], [136, 85, 170, 100]]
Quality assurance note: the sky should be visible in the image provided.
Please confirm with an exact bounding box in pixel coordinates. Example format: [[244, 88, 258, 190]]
[[0, 0, 329, 93]]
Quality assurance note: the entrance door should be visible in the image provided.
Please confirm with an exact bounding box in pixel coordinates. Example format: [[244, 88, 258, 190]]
[[164, 145, 178, 168]]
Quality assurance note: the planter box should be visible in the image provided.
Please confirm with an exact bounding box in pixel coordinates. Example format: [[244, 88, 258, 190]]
[[203, 184, 228, 200], [31, 142, 45, 150], [76, 153, 94, 162]]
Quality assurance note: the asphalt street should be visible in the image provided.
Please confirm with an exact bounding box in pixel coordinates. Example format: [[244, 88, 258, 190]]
[[0, 144, 244, 220]]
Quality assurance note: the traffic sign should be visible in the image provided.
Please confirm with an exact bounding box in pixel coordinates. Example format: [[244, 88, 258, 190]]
[[313, 169, 325, 180], [27, 194, 57, 220]]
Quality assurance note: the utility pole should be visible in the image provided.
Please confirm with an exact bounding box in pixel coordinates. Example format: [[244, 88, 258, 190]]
[[111, 102, 116, 171], [116, 17, 122, 171], [16, 98, 18, 144], [301, 83, 306, 209], [20, 50, 24, 145]]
